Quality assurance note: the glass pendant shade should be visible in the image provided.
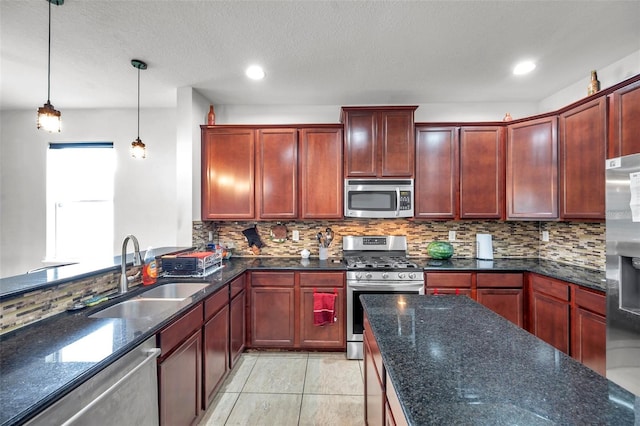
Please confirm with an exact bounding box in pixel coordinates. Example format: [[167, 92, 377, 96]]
[[37, 101, 62, 132], [131, 138, 146, 159], [130, 59, 147, 159]]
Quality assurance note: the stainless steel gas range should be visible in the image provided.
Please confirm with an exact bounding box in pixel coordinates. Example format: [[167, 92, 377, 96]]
[[343, 236, 424, 359]]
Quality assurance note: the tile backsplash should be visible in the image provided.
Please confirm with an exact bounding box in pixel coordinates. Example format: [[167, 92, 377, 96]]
[[194, 219, 605, 271]]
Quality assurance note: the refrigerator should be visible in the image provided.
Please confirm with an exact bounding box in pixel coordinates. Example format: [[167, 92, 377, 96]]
[[606, 152, 640, 396]]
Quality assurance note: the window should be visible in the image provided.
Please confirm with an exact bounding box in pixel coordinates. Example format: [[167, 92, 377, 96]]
[[46, 142, 115, 263]]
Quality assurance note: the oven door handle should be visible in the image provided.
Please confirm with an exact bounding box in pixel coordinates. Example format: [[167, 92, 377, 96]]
[[348, 281, 424, 291], [395, 187, 401, 217]]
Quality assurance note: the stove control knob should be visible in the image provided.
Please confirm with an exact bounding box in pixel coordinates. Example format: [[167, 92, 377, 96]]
[[408, 272, 416, 279], [366, 273, 372, 279], [355, 273, 362, 280], [398, 272, 406, 279], [382, 272, 389, 279]]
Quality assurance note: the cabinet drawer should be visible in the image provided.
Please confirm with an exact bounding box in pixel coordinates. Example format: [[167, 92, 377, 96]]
[[426, 272, 472, 288], [299, 272, 344, 288], [158, 303, 204, 356], [531, 275, 569, 301], [204, 284, 229, 320], [477, 273, 523, 288], [251, 272, 295, 287], [575, 287, 606, 316], [230, 274, 246, 299]]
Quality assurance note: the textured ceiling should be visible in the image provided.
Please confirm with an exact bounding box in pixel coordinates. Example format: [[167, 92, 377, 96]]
[[1, 0, 639, 110]]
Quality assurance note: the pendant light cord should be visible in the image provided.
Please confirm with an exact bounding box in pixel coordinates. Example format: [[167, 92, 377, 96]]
[[137, 67, 140, 139], [47, 0, 52, 103]]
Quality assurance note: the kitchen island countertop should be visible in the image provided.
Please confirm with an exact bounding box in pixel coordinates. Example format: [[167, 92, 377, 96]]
[[361, 294, 637, 425]]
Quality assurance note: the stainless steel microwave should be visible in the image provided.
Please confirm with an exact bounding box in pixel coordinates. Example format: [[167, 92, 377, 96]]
[[344, 179, 414, 218]]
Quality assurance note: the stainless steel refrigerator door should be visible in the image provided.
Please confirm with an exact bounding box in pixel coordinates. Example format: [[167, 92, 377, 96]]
[[606, 153, 640, 396]]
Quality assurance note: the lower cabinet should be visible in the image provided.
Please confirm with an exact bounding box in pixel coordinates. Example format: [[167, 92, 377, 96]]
[[571, 287, 606, 375], [364, 316, 385, 426], [425, 272, 472, 297], [203, 286, 230, 408], [476, 273, 524, 327], [157, 304, 204, 426], [230, 275, 246, 369], [529, 274, 571, 354], [250, 271, 345, 350]]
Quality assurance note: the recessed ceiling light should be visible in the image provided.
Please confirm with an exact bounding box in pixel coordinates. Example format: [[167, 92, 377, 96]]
[[513, 61, 536, 75], [246, 65, 265, 80]]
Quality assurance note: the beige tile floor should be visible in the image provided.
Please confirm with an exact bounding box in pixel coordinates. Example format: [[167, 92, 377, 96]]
[[198, 351, 365, 426]]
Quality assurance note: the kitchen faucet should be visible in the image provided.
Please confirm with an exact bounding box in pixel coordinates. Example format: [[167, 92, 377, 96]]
[[120, 234, 143, 294]]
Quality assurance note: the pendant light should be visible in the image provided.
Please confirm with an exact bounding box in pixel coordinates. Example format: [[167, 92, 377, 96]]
[[130, 59, 147, 159], [37, 0, 64, 133]]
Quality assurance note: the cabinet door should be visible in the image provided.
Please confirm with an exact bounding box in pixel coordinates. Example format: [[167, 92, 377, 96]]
[[572, 307, 606, 375], [364, 327, 385, 426], [201, 127, 255, 220], [299, 127, 344, 219], [477, 289, 524, 327], [203, 305, 229, 408], [299, 287, 345, 349], [158, 330, 202, 426], [530, 275, 570, 353], [380, 109, 415, 177], [609, 79, 640, 158], [230, 289, 246, 368], [256, 128, 298, 219], [344, 109, 378, 177], [250, 287, 295, 347], [459, 126, 504, 219], [506, 117, 558, 219], [415, 127, 458, 219], [559, 98, 606, 220]]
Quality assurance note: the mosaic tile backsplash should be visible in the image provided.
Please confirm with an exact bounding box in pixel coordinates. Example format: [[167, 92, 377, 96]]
[[194, 219, 605, 271]]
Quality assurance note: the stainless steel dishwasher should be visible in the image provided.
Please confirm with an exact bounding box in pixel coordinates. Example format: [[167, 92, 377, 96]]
[[26, 337, 160, 426]]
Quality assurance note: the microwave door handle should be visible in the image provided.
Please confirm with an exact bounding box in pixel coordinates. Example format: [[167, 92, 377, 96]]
[[396, 188, 401, 217]]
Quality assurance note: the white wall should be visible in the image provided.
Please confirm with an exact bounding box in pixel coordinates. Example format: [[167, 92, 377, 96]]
[[0, 108, 177, 277]]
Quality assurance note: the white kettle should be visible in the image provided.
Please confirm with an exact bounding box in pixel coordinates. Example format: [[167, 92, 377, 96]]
[[476, 234, 494, 260]]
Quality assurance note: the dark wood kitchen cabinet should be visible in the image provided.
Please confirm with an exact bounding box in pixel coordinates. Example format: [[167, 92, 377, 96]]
[[202, 285, 229, 409], [299, 126, 343, 219], [459, 126, 505, 219], [571, 287, 606, 375], [299, 272, 345, 349], [559, 98, 606, 220], [506, 117, 558, 220], [414, 126, 458, 219], [256, 128, 298, 219], [476, 273, 524, 327], [342, 106, 417, 177], [364, 314, 385, 426], [529, 274, 570, 354], [608, 78, 640, 158], [157, 304, 204, 426], [229, 274, 246, 369], [425, 272, 472, 297], [201, 127, 255, 220], [250, 272, 296, 347]]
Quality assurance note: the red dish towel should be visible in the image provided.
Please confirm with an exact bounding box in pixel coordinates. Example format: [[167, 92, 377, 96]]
[[313, 292, 336, 326]]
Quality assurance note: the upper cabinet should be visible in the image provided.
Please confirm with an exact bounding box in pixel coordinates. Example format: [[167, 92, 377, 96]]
[[201, 127, 255, 220], [608, 79, 640, 158], [342, 106, 417, 178], [506, 117, 558, 220], [559, 98, 606, 220], [299, 126, 344, 219], [459, 126, 505, 219]]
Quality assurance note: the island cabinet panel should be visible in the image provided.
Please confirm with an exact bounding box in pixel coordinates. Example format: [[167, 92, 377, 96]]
[[299, 127, 343, 219], [202, 287, 229, 408], [256, 128, 298, 219], [529, 274, 570, 354], [476, 273, 524, 327], [506, 117, 558, 220], [559, 97, 606, 220], [459, 126, 505, 219], [299, 272, 345, 349], [229, 274, 247, 368], [385, 373, 408, 426], [571, 287, 606, 375], [364, 315, 385, 426], [342, 106, 417, 178], [414, 127, 459, 219], [201, 127, 255, 220], [250, 272, 296, 347], [608, 79, 640, 158]]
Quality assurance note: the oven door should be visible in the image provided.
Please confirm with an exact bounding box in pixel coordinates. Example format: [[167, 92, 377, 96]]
[[346, 280, 424, 359]]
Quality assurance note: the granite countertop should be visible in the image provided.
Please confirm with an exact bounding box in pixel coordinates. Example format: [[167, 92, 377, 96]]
[[361, 294, 637, 425], [0, 256, 606, 425]]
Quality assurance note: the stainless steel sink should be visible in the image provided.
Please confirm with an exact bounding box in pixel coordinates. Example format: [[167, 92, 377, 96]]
[[139, 282, 209, 300], [89, 299, 183, 319]]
